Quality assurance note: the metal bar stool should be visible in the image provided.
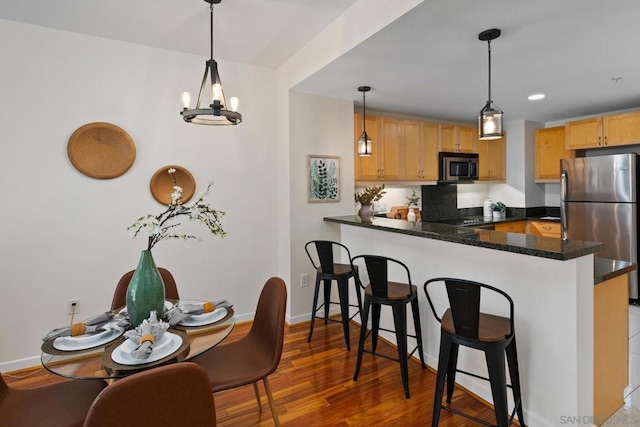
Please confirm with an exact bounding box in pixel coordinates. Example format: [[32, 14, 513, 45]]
[[305, 240, 362, 350], [352, 254, 425, 398], [424, 277, 525, 427]]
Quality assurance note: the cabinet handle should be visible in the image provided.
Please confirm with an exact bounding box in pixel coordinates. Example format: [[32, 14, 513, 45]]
[[380, 169, 384, 178], [598, 136, 602, 146], [604, 136, 608, 146], [377, 169, 381, 178]]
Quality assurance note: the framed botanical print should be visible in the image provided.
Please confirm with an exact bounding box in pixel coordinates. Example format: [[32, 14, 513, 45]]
[[307, 155, 340, 202]]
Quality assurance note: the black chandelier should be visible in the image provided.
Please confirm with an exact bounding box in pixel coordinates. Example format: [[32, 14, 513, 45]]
[[478, 28, 503, 140], [180, 0, 241, 125], [357, 86, 372, 156]]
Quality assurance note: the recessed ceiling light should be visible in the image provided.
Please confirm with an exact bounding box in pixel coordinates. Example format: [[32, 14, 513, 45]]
[[528, 94, 546, 101]]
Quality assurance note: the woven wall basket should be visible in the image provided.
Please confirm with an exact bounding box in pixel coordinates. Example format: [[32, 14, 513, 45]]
[[67, 122, 136, 179], [150, 165, 196, 205]]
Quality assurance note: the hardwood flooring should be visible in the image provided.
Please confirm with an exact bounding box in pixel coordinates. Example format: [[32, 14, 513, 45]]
[[5, 319, 499, 426]]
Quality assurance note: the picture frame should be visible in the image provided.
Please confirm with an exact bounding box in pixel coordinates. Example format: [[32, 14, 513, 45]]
[[307, 155, 340, 203]]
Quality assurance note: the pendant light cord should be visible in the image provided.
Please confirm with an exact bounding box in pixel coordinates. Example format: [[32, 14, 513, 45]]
[[487, 39, 492, 103], [362, 90, 366, 133], [209, 3, 214, 60]]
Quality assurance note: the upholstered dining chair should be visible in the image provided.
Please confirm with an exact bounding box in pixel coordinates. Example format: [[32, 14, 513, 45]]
[[110, 267, 180, 310], [0, 373, 106, 427], [82, 362, 215, 427], [191, 277, 287, 427]]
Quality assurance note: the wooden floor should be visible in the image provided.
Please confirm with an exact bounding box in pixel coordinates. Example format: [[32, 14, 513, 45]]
[[5, 319, 499, 426]]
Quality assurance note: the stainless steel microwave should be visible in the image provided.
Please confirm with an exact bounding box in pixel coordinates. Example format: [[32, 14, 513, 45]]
[[439, 152, 479, 182]]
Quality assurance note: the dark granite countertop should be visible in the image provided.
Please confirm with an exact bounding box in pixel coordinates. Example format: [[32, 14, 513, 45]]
[[594, 258, 637, 284], [325, 215, 603, 261]]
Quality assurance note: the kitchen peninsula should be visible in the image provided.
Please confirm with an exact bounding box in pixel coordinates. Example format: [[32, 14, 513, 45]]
[[325, 215, 635, 426]]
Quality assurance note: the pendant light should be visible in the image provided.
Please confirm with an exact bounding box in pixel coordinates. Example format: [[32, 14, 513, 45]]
[[180, 0, 241, 125], [357, 86, 372, 156], [478, 28, 503, 140]]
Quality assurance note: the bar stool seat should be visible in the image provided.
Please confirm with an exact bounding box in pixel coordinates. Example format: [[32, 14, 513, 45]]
[[424, 277, 525, 427], [352, 255, 425, 399], [305, 240, 362, 350]]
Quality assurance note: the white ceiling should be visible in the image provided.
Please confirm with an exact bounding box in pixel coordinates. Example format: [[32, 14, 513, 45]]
[[2, 0, 639, 124]]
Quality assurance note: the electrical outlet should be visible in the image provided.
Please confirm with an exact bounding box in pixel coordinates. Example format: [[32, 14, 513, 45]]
[[300, 273, 309, 287], [67, 299, 80, 315]]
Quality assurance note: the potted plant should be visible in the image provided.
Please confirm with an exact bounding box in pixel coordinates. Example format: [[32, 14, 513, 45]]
[[354, 185, 386, 222], [406, 190, 421, 221], [491, 201, 506, 219]]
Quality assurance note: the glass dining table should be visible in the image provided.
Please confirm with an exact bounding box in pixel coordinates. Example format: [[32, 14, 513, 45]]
[[40, 303, 235, 380]]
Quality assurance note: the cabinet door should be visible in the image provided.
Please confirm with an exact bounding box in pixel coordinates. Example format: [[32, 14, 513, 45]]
[[439, 125, 456, 152], [402, 120, 422, 180], [354, 113, 381, 180], [565, 117, 603, 149], [380, 117, 401, 180], [477, 137, 505, 181], [535, 127, 574, 181], [603, 111, 640, 147], [421, 122, 439, 180], [457, 126, 476, 153]]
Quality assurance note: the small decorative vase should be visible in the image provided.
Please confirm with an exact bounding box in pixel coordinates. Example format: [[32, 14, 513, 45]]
[[358, 204, 374, 223], [493, 211, 501, 219], [407, 207, 416, 222], [126, 250, 166, 327]]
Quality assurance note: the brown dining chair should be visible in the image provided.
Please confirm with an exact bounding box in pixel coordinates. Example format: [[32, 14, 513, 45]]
[[82, 363, 216, 427], [0, 373, 106, 427], [110, 267, 180, 310], [192, 277, 287, 427]]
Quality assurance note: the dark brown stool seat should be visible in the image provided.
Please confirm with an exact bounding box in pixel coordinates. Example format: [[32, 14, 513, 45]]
[[424, 277, 525, 427], [305, 241, 362, 350]]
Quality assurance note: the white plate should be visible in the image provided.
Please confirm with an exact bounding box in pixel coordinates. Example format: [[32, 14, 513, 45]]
[[178, 307, 227, 327], [53, 327, 124, 351], [111, 332, 182, 365]]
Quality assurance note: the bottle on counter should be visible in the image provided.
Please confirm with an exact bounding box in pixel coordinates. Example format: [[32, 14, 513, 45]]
[[483, 199, 493, 218]]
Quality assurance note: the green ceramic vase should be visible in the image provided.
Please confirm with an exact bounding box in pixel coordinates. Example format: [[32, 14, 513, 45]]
[[126, 250, 166, 327]]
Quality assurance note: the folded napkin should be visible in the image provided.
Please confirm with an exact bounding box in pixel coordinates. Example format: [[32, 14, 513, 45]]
[[165, 300, 232, 326], [43, 312, 129, 341], [123, 311, 169, 359]]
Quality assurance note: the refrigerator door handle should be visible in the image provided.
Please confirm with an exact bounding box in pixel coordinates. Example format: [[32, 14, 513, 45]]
[[561, 170, 568, 239]]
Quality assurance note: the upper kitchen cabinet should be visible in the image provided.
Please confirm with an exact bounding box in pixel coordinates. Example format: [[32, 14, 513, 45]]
[[439, 125, 475, 153], [535, 126, 574, 182], [378, 117, 402, 180], [403, 121, 439, 181], [477, 136, 506, 181], [354, 113, 381, 180], [565, 110, 640, 149]]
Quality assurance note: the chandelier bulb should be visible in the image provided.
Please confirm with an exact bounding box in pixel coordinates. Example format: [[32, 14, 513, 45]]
[[212, 83, 222, 102], [229, 97, 239, 112], [181, 92, 191, 109]]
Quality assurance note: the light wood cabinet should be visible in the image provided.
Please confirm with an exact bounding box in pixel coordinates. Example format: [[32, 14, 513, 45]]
[[565, 110, 640, 150], [527, 221, 561, 238], [379, 117, 402, 180], [439, 125, 475, 153], [494, 220, 527, 233], [403, 121, 438, 181], [477, 137, 506, 181], [354, 113, 381, 180], [535, 127, 574, 182]]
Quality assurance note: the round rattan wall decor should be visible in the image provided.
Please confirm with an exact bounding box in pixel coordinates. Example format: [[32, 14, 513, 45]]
[[150, 165, 196, 205], [67, 122, 136, 179]]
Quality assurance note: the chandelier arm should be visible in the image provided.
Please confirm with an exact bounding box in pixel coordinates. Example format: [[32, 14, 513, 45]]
[[196, 62, 210, 109]]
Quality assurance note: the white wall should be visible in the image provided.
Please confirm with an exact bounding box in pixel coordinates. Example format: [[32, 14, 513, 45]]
[[288, 91, 354, 320], [0, 19, 278, 369]]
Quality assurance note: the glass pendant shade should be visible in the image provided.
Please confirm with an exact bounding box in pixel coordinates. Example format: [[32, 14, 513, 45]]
[[478, 101, 503, 140], [357, 131, 372, 156]]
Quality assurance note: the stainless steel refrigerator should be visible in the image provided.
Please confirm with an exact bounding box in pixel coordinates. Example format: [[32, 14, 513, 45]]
[[561, 153, 639, 302]]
